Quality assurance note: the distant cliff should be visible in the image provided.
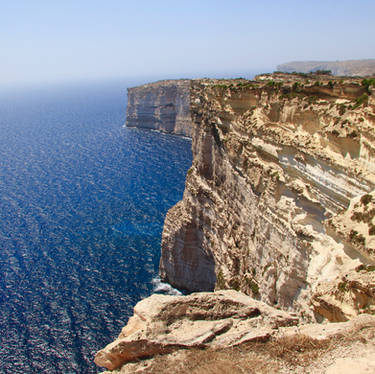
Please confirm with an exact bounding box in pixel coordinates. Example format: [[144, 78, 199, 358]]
[[277, 59, 375, 76], [126, 79, 192, 137]]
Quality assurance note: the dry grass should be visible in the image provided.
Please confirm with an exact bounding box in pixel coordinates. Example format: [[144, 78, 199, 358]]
[[144, 335, 333, 374], [149, 347, 278, 374], [112, 326, 375, 374]]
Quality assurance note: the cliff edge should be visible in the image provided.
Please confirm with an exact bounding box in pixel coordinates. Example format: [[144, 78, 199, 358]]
[[126, 79, 192, 137], [160, 73, 375, 321], [96, 73, 375, 373], [277, 59, 375, 76]]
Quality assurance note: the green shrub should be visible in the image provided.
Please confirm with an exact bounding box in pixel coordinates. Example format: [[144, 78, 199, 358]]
[[216, 270, 225, 289], [361, 194, 373, 205], [338, 281, 348, 292], [292, 82, 302, 91], [312, 70, 332, 75], [353, 94, 369, 108], [362, 78, 375, 93], [338, 104, 346, 115], [349, 230, 366, 245], [249, 280, 259, 295]]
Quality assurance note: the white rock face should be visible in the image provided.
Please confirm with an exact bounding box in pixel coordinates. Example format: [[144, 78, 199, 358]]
[[160, 76, 375, 321], [126, 80, 192, 137], [95, 75, 375, 372]]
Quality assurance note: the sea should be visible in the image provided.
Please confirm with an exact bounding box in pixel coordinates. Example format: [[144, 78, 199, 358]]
[[0, 80, 192, 373]]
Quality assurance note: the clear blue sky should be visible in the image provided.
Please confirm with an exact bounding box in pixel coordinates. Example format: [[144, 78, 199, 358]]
[[1, 0, 374, 86]]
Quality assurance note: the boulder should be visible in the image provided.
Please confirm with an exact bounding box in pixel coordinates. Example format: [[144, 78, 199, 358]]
[[94, 290, 298, 370]]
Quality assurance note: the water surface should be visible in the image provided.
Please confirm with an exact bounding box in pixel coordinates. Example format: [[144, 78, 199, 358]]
[[0, 81, 192, 373]]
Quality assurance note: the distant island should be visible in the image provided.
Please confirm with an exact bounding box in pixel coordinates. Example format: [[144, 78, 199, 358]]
[[277, 59, 375, 76]]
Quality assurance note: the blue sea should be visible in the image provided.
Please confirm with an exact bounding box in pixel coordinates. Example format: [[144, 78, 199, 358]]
[[0, 80, 192, 373]]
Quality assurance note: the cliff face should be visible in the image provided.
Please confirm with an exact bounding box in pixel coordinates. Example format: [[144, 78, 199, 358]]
[[277, 59, 375, 76], [126, 79, 192, 137], [95, 74, 375, 372], [160, 73, 375, 320]]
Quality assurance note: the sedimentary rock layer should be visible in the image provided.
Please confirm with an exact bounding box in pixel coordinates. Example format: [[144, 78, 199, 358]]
[[95, 290, 375, 372], [160, 73, 375, 321], [94, 290, 298, 370], [95, 73, 375, 372], [126, 79, 192, 137]]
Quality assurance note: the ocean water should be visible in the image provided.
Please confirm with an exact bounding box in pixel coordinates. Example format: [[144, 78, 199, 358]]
[[0, 81, 192, 373]]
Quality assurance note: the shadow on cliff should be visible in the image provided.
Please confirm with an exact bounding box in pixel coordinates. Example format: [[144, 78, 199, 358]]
[[160, 221, 216, 293]]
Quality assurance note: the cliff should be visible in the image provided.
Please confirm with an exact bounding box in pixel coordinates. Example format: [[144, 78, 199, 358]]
[[160, 73, 375, 321], [125, 79, 192, 137], [277, 59, 375, 76], [96, 73, 375, 372]]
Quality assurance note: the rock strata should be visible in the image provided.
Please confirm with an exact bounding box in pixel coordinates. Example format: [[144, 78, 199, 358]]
[[126, 79, 192, 137], [96, 73, 375, 372], [94, 290, 298, 370], [160, 73, 375, 321], [95, 290, 375, 373]]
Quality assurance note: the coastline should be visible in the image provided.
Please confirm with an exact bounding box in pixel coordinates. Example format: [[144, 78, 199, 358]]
[[96, 73, 375, 373]]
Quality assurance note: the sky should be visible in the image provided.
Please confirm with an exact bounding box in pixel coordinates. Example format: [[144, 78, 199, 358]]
[[1, 0, 374, 87]]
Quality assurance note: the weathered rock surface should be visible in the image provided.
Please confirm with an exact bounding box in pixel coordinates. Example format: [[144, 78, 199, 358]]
[[277, 59, 375, 76], [126, 79, 192, 137], [96, 294, 375, 373], [278, 312, 375, 340], [96, 73, 375, 373], [312, 267, 375, 321], [94, 290, 298, 370], [160, 73, 375, 321]]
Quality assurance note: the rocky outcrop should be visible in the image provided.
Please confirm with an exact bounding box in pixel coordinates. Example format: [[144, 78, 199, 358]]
[[312, 266, 375, 322], [277, 59, 375, 76], [160, 73, 375, 321], [95, 290, 375, 373], [94, 290, 298, 370], [126, 79, 192, 137]]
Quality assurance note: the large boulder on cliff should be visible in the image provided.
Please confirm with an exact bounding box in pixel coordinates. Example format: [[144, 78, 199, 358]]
[[94, 290, 298, 370]]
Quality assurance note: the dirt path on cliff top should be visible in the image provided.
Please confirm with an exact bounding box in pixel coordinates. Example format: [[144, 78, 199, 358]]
[[105, 324, 375, 374]]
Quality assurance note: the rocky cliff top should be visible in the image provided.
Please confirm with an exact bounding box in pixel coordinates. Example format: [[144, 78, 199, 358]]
[[126, 79, 192, 137], [277, 59, 375, 77], [96, 290, 375, 373], [128, 79, 191, 90]]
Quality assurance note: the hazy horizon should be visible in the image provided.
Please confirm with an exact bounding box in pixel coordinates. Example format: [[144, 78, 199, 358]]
[[1, 1, 374, 88]]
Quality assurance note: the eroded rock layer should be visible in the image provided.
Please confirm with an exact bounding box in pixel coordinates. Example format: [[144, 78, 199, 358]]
[[95, 290, 375, 373], [94, 290, 298, 370], [126, 79, 192, 137], [160, 73, 375, 321]]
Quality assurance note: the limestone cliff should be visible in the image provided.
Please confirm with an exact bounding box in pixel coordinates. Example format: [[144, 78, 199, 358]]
[[277, 59, 375, 76], [160, 73, 375, 321], [126, 79, 192, 137], [95, 73, 375, 372]]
